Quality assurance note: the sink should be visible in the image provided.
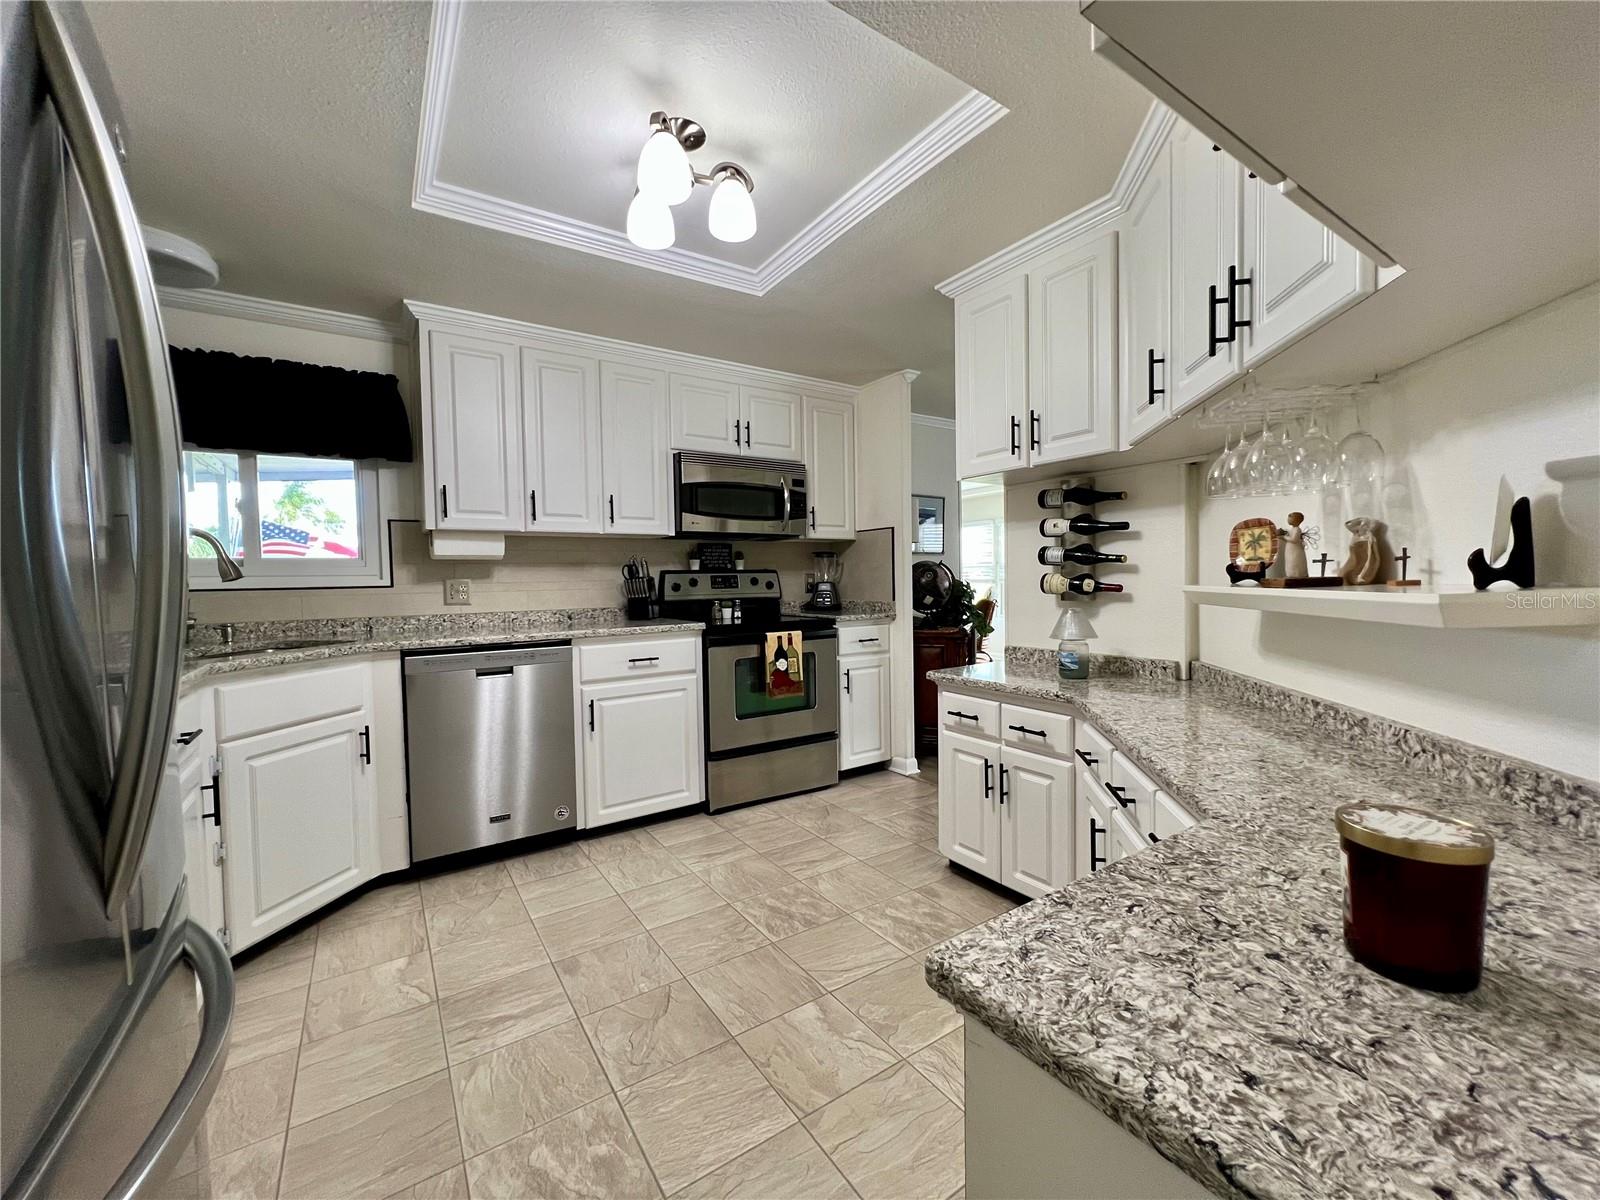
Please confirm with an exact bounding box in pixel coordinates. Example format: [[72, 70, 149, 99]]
[[188, 637, 360, 661]]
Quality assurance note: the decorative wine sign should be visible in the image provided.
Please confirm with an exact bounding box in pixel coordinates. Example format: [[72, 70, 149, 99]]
[[1226, 518, 1279, 585]]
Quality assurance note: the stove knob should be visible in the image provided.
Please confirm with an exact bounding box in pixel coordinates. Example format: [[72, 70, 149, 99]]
[[670, 582, 681, 593], [765, 580, 775, 590], [688, 578, 698, 588]]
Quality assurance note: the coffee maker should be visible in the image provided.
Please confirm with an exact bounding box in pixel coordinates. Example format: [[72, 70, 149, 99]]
[[806, 551, 843, 612]]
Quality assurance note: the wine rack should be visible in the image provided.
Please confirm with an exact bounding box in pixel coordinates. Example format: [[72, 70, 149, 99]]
[[1037, 476, 1129, 600]]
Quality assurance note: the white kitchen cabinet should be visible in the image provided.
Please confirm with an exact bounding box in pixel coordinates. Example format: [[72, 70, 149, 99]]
[[740, 386, 802, 460], [803, 395, 855, 539], [1152, 789, 1196, 845], [1110, 750, 1157, 837], [939, 728, 1001, 879], [174, 702, 226, 949], [1027, 232, 1118, 463], [1119, 139, 1173, 446], [1168, 120, 1243, 414], [1076, 764, 1113, 878], [1107, 804, 1146, 864], [600, 361, 672, 535], [954, 274, 1028, 478], [425, 329, 523, 530], [218, 708, 377, 952], [521, 348, 602, 533], [999, 745, 1074, 899], [581, 672, 703, 828], [670, 373, 741, 454], [1241, 175, 1374, 367], [839, 652, 892, 770]]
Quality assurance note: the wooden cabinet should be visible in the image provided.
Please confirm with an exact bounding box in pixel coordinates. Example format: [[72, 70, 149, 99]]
[[999, 745, 1074, 899], [1027, 231, 1118, 462], [521, 348, 602, 533], [601, 361, 671, 535], [914, 628, 973, 755], [1119, 138, 1173, 446], [803, 395, 855, 539], [839, 652, 892, 771], [1169, 120, 1243, 414], [425, 329, 523, 530], [939, 728, 1001, 878], [670, 373, 741, 454], [740, 386, 802, 459], [581, 672, 702, 828], [955, 275, 1028, 478]]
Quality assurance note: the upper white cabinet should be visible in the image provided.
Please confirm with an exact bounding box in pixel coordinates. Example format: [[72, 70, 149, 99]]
[[670, 373, 741, 454], [1119, 139, 1173, 447], [803, 395, 855, 539], [601, 362, 672, 535], [425, 330, 523, 530], [740, 386, 803, 460], [1027, 231, 1118, 463], [955, 275, 1029, 478], [521, 348, 602, 533], [1168, 121, 1243, 414]]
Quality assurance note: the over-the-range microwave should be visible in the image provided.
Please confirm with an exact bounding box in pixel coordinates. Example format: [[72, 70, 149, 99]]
[[673, 452, 808, 539]]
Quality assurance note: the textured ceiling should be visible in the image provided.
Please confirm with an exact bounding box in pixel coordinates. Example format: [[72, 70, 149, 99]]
[[84, 1, 1150, 416]]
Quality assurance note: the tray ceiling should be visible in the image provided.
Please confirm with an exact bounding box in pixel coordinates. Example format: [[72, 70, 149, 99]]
[[414, 0, 1005, 294]]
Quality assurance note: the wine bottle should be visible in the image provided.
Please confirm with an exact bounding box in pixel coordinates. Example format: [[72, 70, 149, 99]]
[[1039, 515, 1132, 537], [1038, 544, 1129, 566], [1037, 486, 1128, 508], [1040, 572, 1125, 596]]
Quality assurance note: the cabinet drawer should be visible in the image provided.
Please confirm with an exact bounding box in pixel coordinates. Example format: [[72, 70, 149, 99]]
[[1110, 751, 1158, 836], [1078, 765, 1112, 877], [214, 664, 368, 742], [1000, 704, 1072, 757], [940, 692, 999, 738], [838, 624, 889, 656], [172, 690, 213, 765], [1073, 721, 1114, 782], [578, 635, 699, 684], [1152, 790, 1196, 843], [1107, 805, 1146, 864]]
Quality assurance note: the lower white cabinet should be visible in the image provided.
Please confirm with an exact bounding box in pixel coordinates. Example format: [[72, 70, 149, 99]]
[[839, 652, 892, 770], [939, 729, 1001, 878], [177, 732, 227, 949], [999, 746, 1074, 898], [1075, 764, 1113, 878]]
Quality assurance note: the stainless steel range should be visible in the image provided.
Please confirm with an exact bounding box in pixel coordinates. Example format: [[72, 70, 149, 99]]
[[658, 568, 838, 810]]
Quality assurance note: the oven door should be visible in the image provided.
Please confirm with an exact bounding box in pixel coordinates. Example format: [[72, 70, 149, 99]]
[[705, 630, 838, 752], [675, 453, 807, 538]]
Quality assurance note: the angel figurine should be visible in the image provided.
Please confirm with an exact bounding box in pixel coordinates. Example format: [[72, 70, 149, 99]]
[[1279, 512, 1320, 580]]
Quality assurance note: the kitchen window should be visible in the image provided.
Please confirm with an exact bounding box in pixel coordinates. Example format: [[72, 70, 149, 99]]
[[184, 450, 385, 588]]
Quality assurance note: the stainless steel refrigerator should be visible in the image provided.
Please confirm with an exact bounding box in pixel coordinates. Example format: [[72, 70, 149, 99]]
[[2, 4, 234, 1198]]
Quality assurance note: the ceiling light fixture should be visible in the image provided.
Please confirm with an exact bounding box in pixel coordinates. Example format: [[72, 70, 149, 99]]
[[626, 111, 756, 250]]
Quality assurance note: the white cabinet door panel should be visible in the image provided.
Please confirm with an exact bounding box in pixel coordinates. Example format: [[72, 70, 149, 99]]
[[521, 348, 602, 533], [601, 361, 671, 535], [179, 751, 227, 947], [1075, 765, 1113, 880], [740, 387, 802, 460], [1120, 140, 1173, 446], [955, 276, 1027, 479], [670, 374, 740, 454], [582, 674, 702, 828], [939, 730, 1001, 882], [1000, 746, 1074, 899], [1027, 232, 1118, 462], [427, 330, 522, 530], [803, 396, 855, 539], [839, 653, 891, 770], [1169, 122, 1242, 413]]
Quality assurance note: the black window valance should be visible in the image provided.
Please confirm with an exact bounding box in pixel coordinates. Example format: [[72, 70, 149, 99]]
[[168, 346, 414, 463]]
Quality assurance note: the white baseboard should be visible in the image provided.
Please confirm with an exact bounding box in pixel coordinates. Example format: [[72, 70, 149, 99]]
[[889, 757, 921, 776]]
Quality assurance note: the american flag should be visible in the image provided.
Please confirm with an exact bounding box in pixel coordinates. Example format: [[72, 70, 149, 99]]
[[261, 520, 313, 557]]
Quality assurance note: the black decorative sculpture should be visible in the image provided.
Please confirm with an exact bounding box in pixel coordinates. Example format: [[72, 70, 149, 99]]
[[1467, 495, 1535, 590]]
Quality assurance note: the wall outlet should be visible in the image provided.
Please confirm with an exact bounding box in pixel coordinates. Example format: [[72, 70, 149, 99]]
[[445, 579, 471, 605]]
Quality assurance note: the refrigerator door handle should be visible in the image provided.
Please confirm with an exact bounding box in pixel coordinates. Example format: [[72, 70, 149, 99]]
[[35, 2, 189, 917]]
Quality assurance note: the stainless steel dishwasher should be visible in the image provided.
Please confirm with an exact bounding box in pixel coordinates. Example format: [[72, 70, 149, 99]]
[[403, 644, 576, 862]]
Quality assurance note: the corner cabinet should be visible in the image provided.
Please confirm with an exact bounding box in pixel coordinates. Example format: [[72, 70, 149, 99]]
[[803, 395, 855, 539]]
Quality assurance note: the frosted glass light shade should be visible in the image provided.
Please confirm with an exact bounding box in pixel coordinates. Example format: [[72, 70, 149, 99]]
[[626, 191, 674, 250], [1050, 606, 1097, 641], [707, 175, 757, 243], [636, 130, 694, 205]]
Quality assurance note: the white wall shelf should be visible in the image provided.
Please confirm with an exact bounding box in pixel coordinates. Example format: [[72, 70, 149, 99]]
[[1183, 585, 1600, 629]]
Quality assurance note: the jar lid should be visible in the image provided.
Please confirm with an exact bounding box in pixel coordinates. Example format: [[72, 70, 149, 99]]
[[1335, 803, 1495, 866]]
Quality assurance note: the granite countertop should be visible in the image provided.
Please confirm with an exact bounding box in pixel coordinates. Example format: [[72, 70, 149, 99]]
[[782, 600, 896, 625], [924, 660, 1600, 1200]]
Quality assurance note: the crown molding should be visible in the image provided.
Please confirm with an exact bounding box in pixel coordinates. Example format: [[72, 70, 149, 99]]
[[910, 412, 956, 430], [158, 287, 404, 343], [411, 0, 1005, 297], [404, 298, 860, 400], [936, 101, 1176, 299]]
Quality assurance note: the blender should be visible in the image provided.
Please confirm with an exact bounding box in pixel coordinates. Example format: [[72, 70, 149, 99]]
[[807, 551, 843, 612]]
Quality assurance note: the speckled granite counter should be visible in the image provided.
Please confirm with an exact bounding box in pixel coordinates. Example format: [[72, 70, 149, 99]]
[[924, 660, 1600, 1200], [782, 600, 896, 624]]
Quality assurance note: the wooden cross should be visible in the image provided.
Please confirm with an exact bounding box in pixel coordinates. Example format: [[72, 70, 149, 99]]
[[1395, 547, 1411, 582], [1314, 552, 1334, 577]]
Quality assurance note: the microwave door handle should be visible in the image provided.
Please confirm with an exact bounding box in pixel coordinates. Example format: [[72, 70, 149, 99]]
[[779, 471, 791, 527]]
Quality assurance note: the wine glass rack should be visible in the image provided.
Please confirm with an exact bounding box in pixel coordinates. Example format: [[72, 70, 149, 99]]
[[1198, 382, 1369, 431]]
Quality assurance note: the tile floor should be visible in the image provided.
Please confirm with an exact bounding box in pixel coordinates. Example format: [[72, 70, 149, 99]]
[[176, 766, 1022, 1199]]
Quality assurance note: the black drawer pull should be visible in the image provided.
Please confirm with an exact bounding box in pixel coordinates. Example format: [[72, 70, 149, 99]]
[[983, 758, 993, 798], [1029, 409, 1041, 452], [1075, 749, 1098, 768], [856, 637, 880, 644], [1007, 724, 1046, 738], [1147, 348, 1165, 404], [359, 725, 372, 765], [1106, 783, 1133, 808], [627, 656, 660, 665], [947, 710, 978, 722], [530, 489, 537, 522], [1148, 832, 1161, 844], [1010, 415, 1020, 455], [999, 764, 1009, 805], [843, 668, 851, 695], [1208, 284, 1229, 357], [174, 728, 203, 746], [200, 773, 221, 826], [588, 699, 595, 731], [1089, 818, 1105, 870], [440, 484, 448, 519]]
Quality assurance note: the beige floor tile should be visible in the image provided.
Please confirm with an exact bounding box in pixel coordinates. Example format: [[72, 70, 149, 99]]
[[805, 863, 907, 914], [726, 816, 813, 855], [592, 846, 688, 893], [916, 873, 1019, 924], [776, 918, 901, 991], [228, 985, 306, 1067], [233, 933, 316, 1005], [429, 922, 548, 999], [417, 861, 513, 907], [619, 873, 725, 929], [312, 910, 428, 982], [694, 855, 795, 902], [532, 895, 645, 960], [423, 887, 530, 950], [786, 805, 874, 841], [552, 931, 682, 1016], [731, 881, 845, 941], [438, 962, 573, 1064], [581, 980, 730, 1089], [687, 945, 826, 1036], [504, 841, 589, 885], [464, 1095, 659, 1200], [824, 822, 912, 860], [736, 995, 898, 1116], [449, 1019, 610, 1156], [762, 834, 857, 879], [291, 1003, 446, 1125], [709, 803, 789, 831], [617, 1042, 796, 1195], [320, 880, 423, 933], [669, 829, 759, 870], [833, 957, 961, 1056], [871, 807, 938, 844], [803, 1061, 964, 1200], [849, 892, 971, 955], [650, 904, 768, 975], [644, 812, 722, 846], [909, 1026, 964, 1108], [580, 826, 662, 863], [822, 784, 914, 818], [867, 843, 954, 889], [199, 1132, 284, 1200], [280, 1071, 461, 1200], [304, 953, 436, 1041], [383, 1163, 469, 1199], [203, 1049, 295, 1157], [671, 1123, 854, 1200]]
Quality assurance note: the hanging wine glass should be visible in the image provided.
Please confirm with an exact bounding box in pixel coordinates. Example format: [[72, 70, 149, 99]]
[[1291, 407, 1338, 492], [1206, 426, 1238, 497], [1224, 419, 1256, 496], [1242, 411, 1279, 495], [1336, 402, 1386, 516]]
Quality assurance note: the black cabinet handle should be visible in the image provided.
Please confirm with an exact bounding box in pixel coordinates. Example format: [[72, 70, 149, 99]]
[[1148, 832, 1161, 844], [1007, 723, 1046, 738], [857, 637, 880, 644], [999, 764, 1009, 806], [983, 758, 993, 798], [627, 656, 660, 665], [200, 773, 221, 826], [744, 420, 751, 447], [359, 725, 372, 765], [1208, 284, 1228, 357], [1147, 348, 1165, 404], [843, 668, 852, 695], [1226, 264, 1253, 337], [809, 506, 816, 531], [588, 699, 595, 731], [947, 710, 978, 722], [1010, 415, 1021, 455], [174, 728, 203, 746], [1075, 749, 1098, 768], [733, 419, 741, 447], [1089, 818, 1106, 870], [609, 494, 615, 524], [440, 484, 449, 520], [1029, 409, 1041, 452], [1106, 782, 1133, 809], [530, 490, 537, 522]]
